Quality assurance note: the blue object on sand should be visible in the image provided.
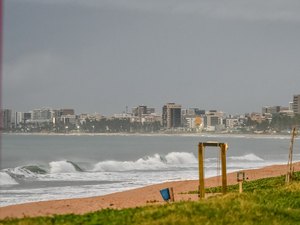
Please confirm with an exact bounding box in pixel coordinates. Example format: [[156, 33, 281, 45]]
[[160, 188, 170, 201]]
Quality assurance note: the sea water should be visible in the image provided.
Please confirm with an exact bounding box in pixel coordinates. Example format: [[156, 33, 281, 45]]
[[1, 133, 299, 206]]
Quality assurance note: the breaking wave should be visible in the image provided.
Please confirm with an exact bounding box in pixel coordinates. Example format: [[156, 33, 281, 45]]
[[4, 167, 38, 179], [93, 152, 197, 172], [0, 172, 18, 185], [2, 161, 83, 180], [165, 152, 197, 164], [22, 165, 47, 174], [0, 153, 265, 177], [49, 161, 83, 173]]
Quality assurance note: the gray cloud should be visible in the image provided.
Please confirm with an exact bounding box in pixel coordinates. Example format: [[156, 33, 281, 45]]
[[3, 0, 300, 115], [18, 0, 300, 22]]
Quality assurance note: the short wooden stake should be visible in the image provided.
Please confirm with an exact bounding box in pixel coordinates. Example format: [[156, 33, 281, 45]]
[[169, 187, 175, 202], [239, 181, 243, 193], [237, 171, 245, 194]]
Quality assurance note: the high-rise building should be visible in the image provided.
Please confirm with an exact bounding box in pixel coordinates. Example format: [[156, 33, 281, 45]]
[[1, 109, 12, 130], [32, 108, 52, 122], [162, 103, 182, 128], [15, 112, 24, 126], [59, 109, 75, 116], [184, 108, 206, 116], [203, 111, 224, 129], [146, 108, 155, 114], [289, 102, 294, 111], [293, 94, 300, 114], [262, 106, 281, 114], [132, 106, 147, 117], [24, 112, 32, 122]]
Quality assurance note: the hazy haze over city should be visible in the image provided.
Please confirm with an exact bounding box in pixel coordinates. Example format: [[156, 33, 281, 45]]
[[3, 0, 300, 115]]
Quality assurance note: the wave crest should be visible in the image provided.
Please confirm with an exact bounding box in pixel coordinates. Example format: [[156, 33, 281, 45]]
[[93, 152, 197, 172], [22, 165, 47, 174], [4, 167, 37, 179], [165, 152, 197, 164], [49, 161, 82, 173]]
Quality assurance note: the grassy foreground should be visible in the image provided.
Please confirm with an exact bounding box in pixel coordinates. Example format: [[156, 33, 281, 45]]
[[1, 172, 300, 225]]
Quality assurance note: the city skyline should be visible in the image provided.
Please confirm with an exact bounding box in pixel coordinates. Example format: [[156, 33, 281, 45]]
[[3, 0, 300, 115], [3, 93, 299, 117], [2, 96, 300, 133]]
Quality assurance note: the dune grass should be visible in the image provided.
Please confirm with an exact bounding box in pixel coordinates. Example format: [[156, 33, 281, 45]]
[[1, 172, 300, 225]]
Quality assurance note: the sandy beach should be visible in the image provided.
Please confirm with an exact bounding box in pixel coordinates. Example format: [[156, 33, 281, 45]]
[[1, 162, 299, 219]]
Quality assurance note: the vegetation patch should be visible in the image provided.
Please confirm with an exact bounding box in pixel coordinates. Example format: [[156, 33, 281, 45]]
[[184, 171, 300, 194]]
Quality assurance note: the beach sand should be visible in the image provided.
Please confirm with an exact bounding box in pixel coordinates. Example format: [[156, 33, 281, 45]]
[[1, 162, 299, 219]]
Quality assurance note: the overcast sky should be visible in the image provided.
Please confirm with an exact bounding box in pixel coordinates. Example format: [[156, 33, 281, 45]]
[[3, 0, 300, 115]]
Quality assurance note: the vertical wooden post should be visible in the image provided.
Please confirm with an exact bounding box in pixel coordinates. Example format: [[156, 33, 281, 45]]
[[221, 144, 227, 194], [286, 127, 296, 184], [169, 187, 175, 202], [237, 171, 245, 194], [198, 143, 205, 199], [239, 181, 243, 193]]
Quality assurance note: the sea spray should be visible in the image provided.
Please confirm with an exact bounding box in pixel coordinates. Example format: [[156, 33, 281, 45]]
[[49, 161, 79, 173], [93, 152, 198, 172], [0, 172, 18, 185], [165, 152, 197, 164], [93, 155, 167, 172]]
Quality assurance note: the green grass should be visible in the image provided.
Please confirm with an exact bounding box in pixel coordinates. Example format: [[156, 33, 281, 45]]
[[1, 172, 300, 225], [188, 170, 300, 194]]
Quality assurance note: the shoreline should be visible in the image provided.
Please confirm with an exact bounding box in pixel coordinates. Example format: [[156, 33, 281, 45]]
[[1, 162, 299, 219], [2, 132, 298, 139]]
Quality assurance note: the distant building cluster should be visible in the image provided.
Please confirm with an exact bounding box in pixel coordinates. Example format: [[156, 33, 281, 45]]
[[1, 108, 76, 131], [1, 94, 300, 134]]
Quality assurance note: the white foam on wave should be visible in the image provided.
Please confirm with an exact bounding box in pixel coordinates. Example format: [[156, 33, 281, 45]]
[[3, 167, 37, 179], [165, 152, 197, 164], [0, 172, 18, 185], [93, 154, 166, 172], [93, 152, 197, 172], [229, 153, 264, 161], [49, 161, 77, 173]]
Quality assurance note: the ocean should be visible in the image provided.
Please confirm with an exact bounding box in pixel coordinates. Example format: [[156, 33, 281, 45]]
[[1, 133, 299, 207]]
